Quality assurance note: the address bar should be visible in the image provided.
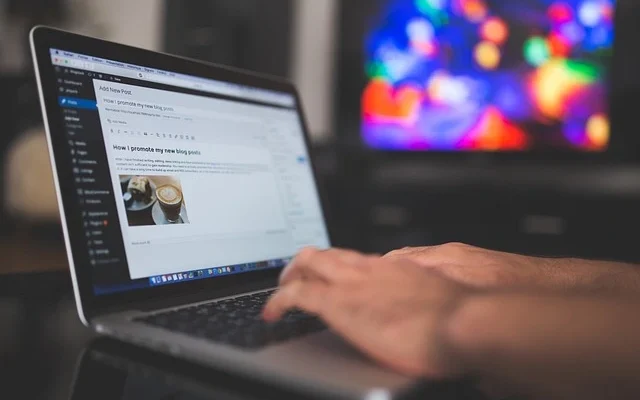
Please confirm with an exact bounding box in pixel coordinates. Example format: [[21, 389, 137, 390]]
[[144, 73, 294, 108], [145, 74, 247, 101]]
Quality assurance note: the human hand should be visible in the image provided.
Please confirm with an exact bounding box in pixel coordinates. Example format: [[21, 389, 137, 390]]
[[385, 243, 561, 290], [262, 247, 472, 378]]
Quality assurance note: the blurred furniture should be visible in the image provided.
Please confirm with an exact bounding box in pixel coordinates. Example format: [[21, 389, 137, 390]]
[[1, 234, 67, 274], [4, 127, 59, 223], [2, 125, 66, 275], [330, 154, 640, 263]]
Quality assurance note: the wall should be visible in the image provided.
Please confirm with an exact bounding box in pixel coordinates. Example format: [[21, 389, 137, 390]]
[[73, 0, 164, 51], [291, 0, 338, 142]]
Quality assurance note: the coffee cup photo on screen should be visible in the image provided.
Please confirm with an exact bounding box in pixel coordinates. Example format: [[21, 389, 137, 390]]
[[120, 175, 189, 226]]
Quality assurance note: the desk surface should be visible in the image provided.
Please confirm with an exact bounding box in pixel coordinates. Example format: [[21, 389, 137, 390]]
[[0, 272, 496, 400]]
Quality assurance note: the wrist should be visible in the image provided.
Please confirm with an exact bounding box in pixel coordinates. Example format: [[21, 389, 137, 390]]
[[543, 258, 640, 293], [579, 260, 640, 292]]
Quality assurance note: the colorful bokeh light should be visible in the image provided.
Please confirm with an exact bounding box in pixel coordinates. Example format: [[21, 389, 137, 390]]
[[415, 0, 450, 26], [480, 17, 509, 45], [586, 113, 610, 148], [363, 79, 422, 125], [548, 33, 572, 57], [363, 0, 615, 151], [579, 1, 604, 27], [474, 41, 501, 70], [524, 37, 551, 67], [427, 71, 472, 105], [531, 59, 598, 119], [454, 0, 489, 22], [548, 2, 574, 23]]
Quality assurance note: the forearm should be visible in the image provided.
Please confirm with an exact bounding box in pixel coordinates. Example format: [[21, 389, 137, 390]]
[[536, 257, 640, 293], [445, 292, 640, 400]]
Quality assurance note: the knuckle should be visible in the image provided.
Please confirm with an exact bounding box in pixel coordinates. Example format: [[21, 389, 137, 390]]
[[383, 250, 399, 258], [440, 242, 469, 254], [327, 248, 350, 259], [298, 246, 317, 258], [446, 242, 468, 249], [385, 247, 415, 258], [296, 247, 319, 263]]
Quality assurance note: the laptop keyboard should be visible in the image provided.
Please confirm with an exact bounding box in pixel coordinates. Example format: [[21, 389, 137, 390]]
[[134, 290, 327, 350]]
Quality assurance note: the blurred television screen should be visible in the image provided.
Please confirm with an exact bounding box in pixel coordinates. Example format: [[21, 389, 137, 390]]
[[362, 0, 615, 151]]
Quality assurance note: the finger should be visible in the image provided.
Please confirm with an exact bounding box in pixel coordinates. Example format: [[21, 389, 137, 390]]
[[279, 247, 369, 286], [262, 280, 328, 322], [263, 279, 351, 340]]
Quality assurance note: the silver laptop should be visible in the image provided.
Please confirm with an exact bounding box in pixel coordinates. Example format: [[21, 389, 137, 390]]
[[30, 27, 420, 399]]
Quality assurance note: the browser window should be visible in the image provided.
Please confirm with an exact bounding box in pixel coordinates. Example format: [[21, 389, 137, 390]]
[[49, 49, 330, 294]]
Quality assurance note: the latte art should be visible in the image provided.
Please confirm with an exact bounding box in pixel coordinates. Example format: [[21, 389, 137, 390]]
[[157, 185, 182, 205]]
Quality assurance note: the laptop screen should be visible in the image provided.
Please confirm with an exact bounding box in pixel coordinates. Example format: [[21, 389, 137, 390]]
[[48, 48, 330, 296]]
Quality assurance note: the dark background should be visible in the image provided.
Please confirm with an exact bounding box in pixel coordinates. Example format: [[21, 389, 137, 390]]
[[3, 0, 640, 259], [2, 1, 640, 398]]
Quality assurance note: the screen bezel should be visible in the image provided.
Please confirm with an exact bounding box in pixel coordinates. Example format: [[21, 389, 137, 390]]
[[31, 26, 333, 321], [334, 0, 628, 164]]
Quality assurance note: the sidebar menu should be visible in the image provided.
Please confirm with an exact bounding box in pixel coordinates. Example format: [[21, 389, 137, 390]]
[[56, 67, 130, 285]]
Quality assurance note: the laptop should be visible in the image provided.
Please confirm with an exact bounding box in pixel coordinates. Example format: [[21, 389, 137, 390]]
[[30, 27, 419, 399]]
